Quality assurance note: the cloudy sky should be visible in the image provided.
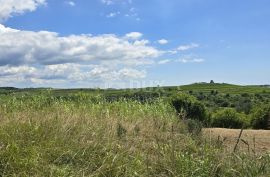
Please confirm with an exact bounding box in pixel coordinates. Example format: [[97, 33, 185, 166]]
[[0, 0, 270, 88]]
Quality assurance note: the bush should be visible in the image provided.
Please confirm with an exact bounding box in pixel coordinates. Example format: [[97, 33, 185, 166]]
[[251, 104, 270, 129], [170, 93, 207, 122], [235, 98, 252, 114], [211, 108, 248, 129], [185, 119, 203, 135]]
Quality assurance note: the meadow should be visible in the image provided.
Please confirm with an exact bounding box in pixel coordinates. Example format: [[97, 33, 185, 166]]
[[0, 83, 270, 176]]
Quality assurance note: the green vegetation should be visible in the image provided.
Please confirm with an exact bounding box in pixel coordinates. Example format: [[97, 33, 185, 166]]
[[170, 93, 207, 122], [251, 104, 270, 129], [211, 108, 248, 129], [0, 83, 270, 176]]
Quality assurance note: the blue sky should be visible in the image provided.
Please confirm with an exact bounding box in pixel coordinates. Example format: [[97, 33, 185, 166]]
[[0, 0, 270, 88]]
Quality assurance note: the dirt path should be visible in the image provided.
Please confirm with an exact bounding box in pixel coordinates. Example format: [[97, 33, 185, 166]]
[[203, 128, 270, 154]]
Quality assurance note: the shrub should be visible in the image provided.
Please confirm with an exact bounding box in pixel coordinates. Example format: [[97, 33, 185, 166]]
[[185, 119, 203, 135], [211, 108, 248, 129], [235, 98, 252, 114], [251, 104, 270, 129], [170, 93, 207, 122]]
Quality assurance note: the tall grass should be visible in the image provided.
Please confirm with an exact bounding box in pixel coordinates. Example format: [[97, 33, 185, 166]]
[[0, 94, 269, 176]]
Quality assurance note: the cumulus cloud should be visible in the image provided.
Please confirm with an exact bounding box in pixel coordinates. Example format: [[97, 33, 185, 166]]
[[0, 24, 160, 66], [177, 43, 199, 51], [158, 39, 168, 45], [0, 65, 36, 77], [0, 24, 204, 87], [89, 67, 146, 81], [133, 39, 149, 46], [0, 0, 205, 87], [0, 64, 146, 87], [118, 68, 146, 79], [0, 0, 46, 21], [125, 32, 143, 40], [0, 24, 160, 86]]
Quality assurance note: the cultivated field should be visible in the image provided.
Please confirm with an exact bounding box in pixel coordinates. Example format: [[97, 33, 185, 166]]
[[203, 128, 270, 154]]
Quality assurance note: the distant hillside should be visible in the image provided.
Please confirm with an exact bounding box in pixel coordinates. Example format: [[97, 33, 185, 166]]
[[178, 83, 270, 94], [0, 87, 19, 90], [0, 83, 269, 95]]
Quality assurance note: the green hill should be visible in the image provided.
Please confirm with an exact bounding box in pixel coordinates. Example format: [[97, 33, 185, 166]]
[[178, 83, 270, 94]]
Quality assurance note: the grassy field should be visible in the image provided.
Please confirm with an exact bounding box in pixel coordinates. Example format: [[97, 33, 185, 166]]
[[0, 84, 270, 176]]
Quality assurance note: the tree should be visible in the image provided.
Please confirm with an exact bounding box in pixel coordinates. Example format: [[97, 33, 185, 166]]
[[211, 108, 248, 129], [170, 93, 207, 122], [251, 104, 270, 129], [235, 98, 252, 114], [210, 80, 215, 84]]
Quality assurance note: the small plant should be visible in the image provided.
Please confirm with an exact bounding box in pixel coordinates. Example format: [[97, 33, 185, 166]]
[[133, 124, 140, 136], [117, 122, 127, 138]]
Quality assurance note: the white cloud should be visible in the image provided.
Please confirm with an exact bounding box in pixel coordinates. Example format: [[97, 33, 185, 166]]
[[158, 39, 168, 45], [89, 67, 145, 81], [101, 1, 139, 21], [106, 11, 120, 18], [125, 7, 138, 17], [0, 24, 161, 86], [101, 0, 132, 5], [177, 43, 199, 51], [177, 57, 204, 63], [0, 24, 19, 32], [118, 68, 146, 79], [101, 0, 114, 5], [0, 24, 160, 66], [125, 32, 143, 40], [124, 7, 140, 21], [0, 64, 82, 86], [0, 0, 204, 87], [133, 39, 149, 46], [157, 56, 204, 65], [167, 50, 178, 54], [0, 23, 204, 87], [66, 1, 75, 6], [0, 64, 146, 87], [158, 59, 170, 65], [0, 65, 36, 77], [0, 0, 46, 21]]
